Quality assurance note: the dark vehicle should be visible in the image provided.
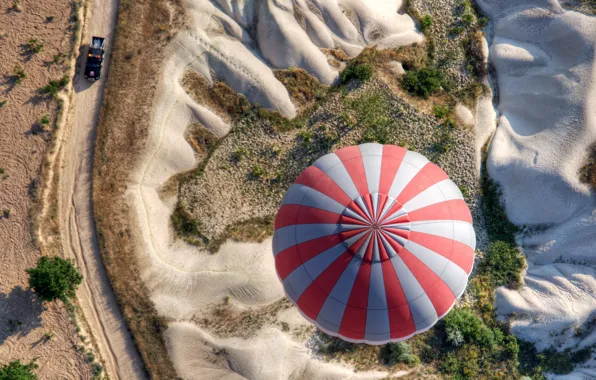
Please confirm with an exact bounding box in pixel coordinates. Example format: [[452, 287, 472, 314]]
[[84, 36, 105, 81]]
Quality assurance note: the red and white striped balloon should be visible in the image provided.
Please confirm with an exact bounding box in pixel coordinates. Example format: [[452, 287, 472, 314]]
[[273, 143, 475, 344]]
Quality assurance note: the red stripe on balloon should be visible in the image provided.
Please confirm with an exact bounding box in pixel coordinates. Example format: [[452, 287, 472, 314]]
[[382, 260, 415, 339], [379, 146, 407, 194], [276, 234, 342, 280], [335, 146, 369, 196], [294, 165, 352, 206], [396, 162, 449, 205], [399, 248, 455, 317], [349, 201, 372, 222], [339, 228, 368, 241], [363, 234, 374, 262], [407, 199, 472, 224], [339, 214, 369, 226], [408, 231, 474, 275], [275, 205, 341, 230], [339, 261, 371, 340], [275, 204, 300, 230], [296, 251, 353, 321]]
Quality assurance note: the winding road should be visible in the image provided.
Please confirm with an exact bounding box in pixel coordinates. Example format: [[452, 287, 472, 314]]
[[56, 0, 145, 378]]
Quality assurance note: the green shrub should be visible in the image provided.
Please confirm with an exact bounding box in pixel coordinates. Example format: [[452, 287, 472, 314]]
[[0, 360, 37, 380], [420, 15, 433, 33], [443, 308, 496, 347], [481, 241, 525, 289], [380, 342, 420, 366], [542, 348, 574, 375], [26, 256, 83, 302], [14, 66, 27, 83], [41, 76, 69, 96], [340, 63, 373, 83], [26, 38, 44, 53], [401, 67, 445, 98], [39, 114, 50, 125], [440, 346, 481, 378], [433, 105, 451, 119], [251, 165, 265, 178], [480, 163, 519, 244]]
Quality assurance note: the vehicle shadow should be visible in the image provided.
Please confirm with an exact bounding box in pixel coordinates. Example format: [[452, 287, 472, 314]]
[[0, 286, 44, 345], [74, 44, 94, 93]]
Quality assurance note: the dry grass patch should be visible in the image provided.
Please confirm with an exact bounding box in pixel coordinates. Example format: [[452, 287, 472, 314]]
[[185, 122, 218, 159], [194, 298, 293, 339], [273, 67, 327, 109], [579, 144, 596, 190], [181, 71, 251, 121], [93, 0, 184, 378]]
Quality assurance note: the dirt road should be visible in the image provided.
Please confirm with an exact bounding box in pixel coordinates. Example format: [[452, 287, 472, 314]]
[[56, 0, 146, 378]]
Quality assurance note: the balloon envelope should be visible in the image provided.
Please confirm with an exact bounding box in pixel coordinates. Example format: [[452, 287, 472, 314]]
[[273, 143, 475, 344]]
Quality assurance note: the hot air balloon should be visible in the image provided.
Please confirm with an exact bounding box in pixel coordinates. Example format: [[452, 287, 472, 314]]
[[273, 143, 475, 344]]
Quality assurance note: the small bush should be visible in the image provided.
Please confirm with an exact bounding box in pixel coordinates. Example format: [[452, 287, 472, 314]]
[[401, 67, 445, 98], [251, 165, 265, 178], [26, 256, 83, 302], [440, 346, 481, 378], [0, 360, 38, 380], [0, 99, 7, 107], [39, 114, 50, 125], [433, 105, 451, 119], [380, 342, 420, 366], [14, 66, 27, 83], [26, 38, 44, 53], [231, 147, 247, 162], [10, 0, 22, 12], [46, 15, 54, 22], [2, 209, 10, 218], [443, 308, 495, 347], [41, 76, 69, 96], [420, 15, 433, 34], [340, 63, 373, 83]]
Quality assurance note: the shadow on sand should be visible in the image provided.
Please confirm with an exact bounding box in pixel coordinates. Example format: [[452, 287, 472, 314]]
[[0, 286, 44, 345]]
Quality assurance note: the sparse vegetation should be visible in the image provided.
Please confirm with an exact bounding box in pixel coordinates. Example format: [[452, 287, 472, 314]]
[[14, 66, 27, 84], [380, 342, 420, 366], [43, 331, 54, 341], [25, 38, 44, 54], [39, 114, 51, 125], [10, 0, 22, 12], [27, 256, 83, 302], [92, 0, 185, 374], [250, 164, 265, 178], [480, 241, 526, 289], [419, 15, 433, 34], [274, 68, 326, 108], [41, 76, 69, 97]]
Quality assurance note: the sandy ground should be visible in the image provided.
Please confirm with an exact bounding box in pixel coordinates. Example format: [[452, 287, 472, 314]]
[[126, 1, 425, 378], [477, 0, 596, 376], [0, 0, 91, 378], [51, 0, 145, 378]]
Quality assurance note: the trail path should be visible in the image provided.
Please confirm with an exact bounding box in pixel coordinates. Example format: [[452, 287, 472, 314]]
[[56, 0, 146, 378]]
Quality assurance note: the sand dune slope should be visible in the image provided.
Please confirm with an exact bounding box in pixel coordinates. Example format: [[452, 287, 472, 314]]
[[128, 1, 421, 378], [477, 0, 596, 375], [165, 322, 390, 380]]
